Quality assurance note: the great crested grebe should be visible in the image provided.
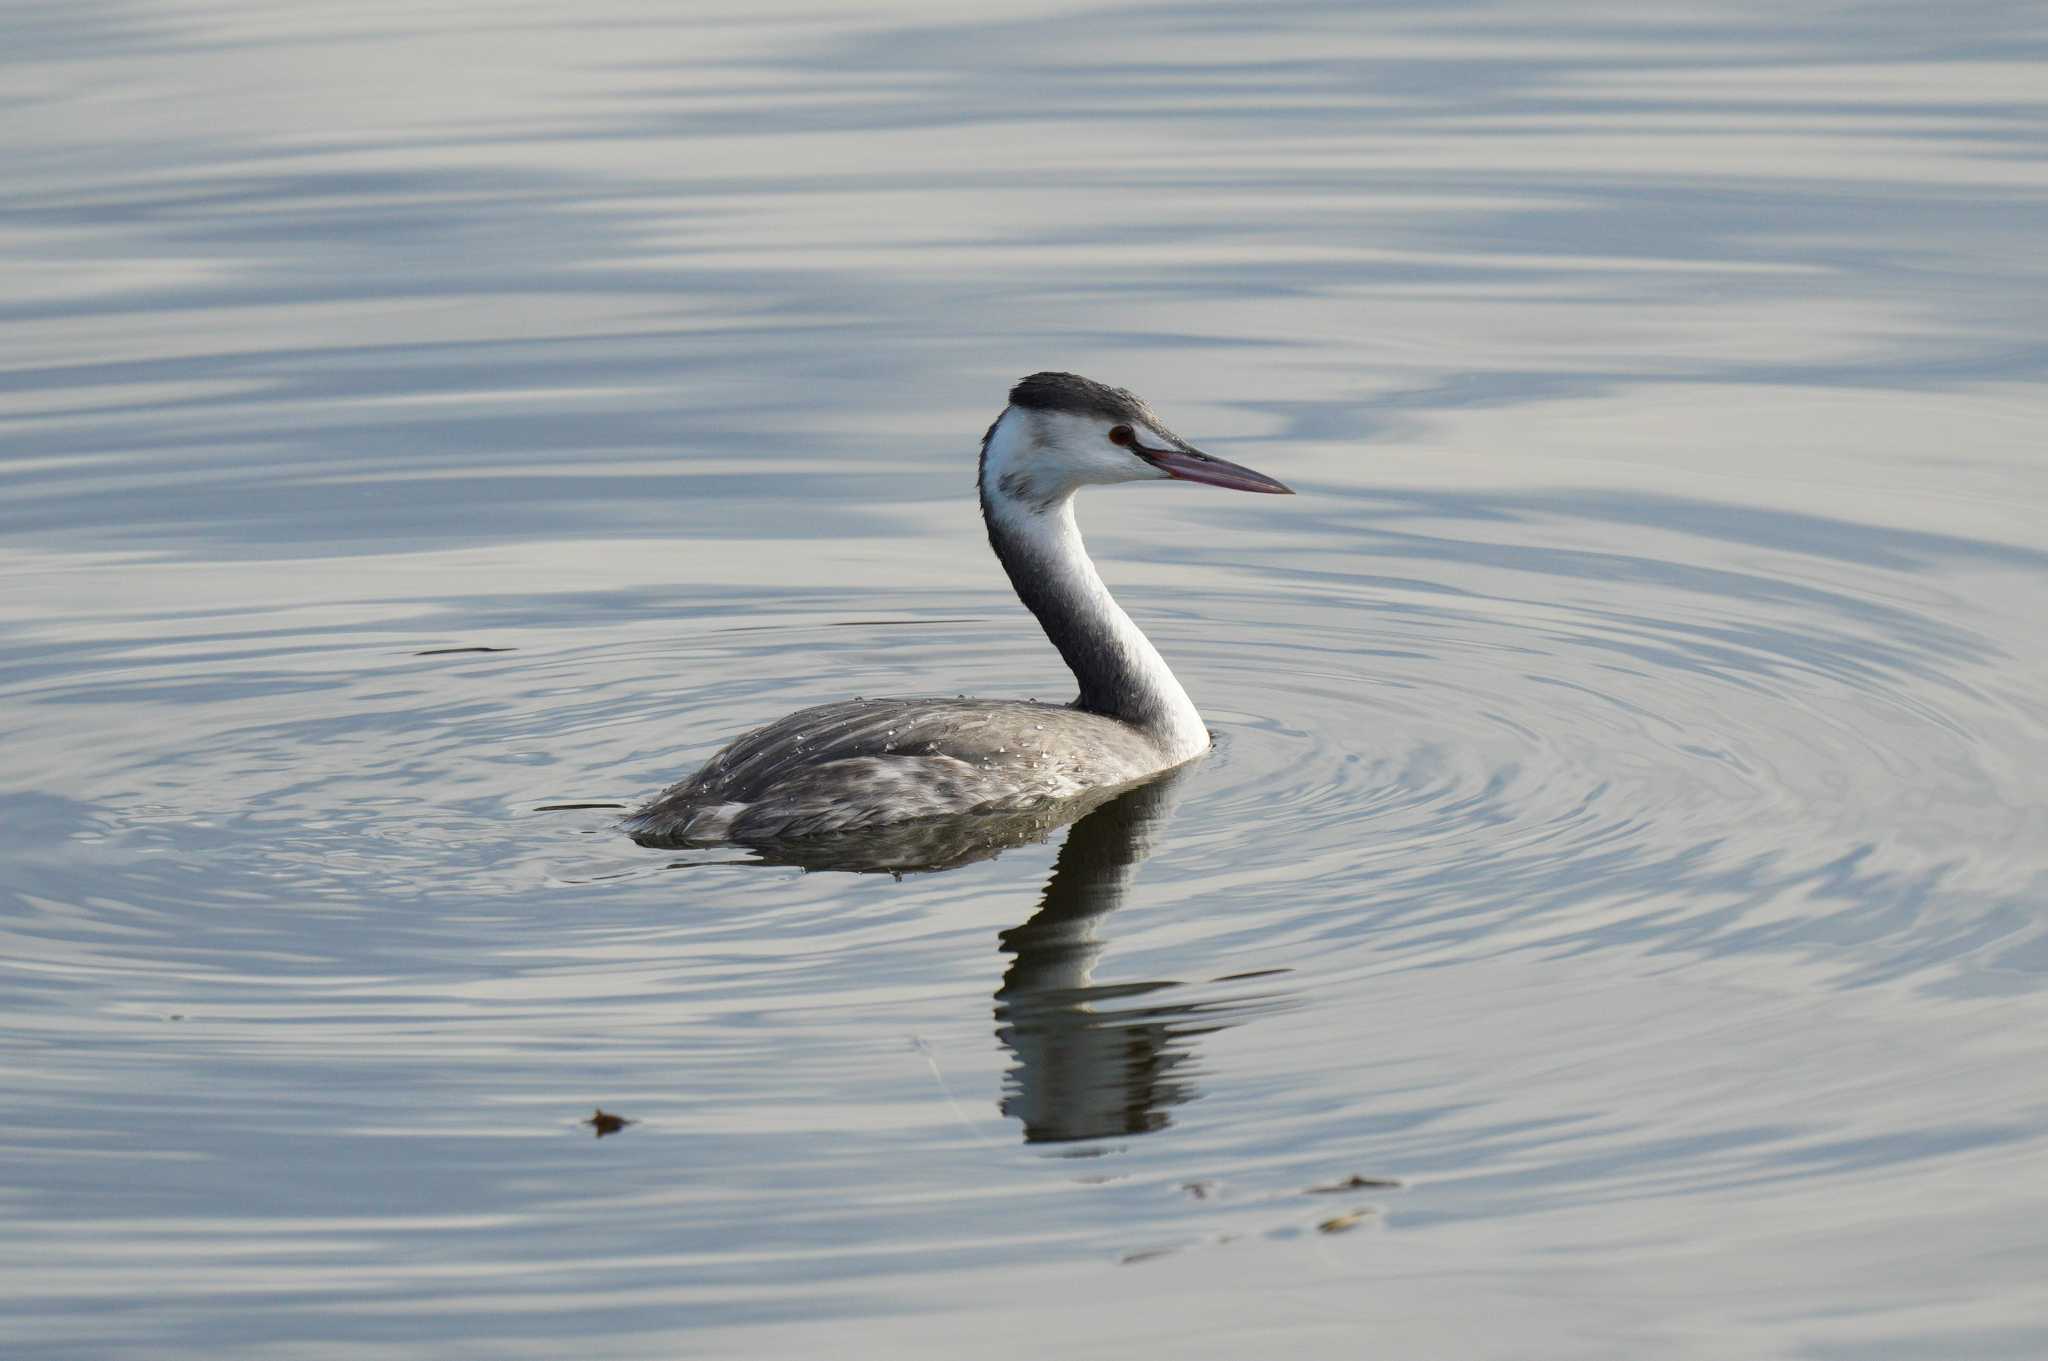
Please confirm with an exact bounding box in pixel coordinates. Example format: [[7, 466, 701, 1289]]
[[625, 371, 1291, 845]]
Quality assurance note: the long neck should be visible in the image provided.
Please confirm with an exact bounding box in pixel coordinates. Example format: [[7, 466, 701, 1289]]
[[980, 486, 1209, 758]]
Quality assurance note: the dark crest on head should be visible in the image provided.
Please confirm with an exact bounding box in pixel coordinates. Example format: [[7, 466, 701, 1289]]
[[1007, 372, 1158, 428]]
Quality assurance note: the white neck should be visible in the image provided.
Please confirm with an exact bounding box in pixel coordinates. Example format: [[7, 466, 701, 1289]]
[[979, 465, 1210, 762]]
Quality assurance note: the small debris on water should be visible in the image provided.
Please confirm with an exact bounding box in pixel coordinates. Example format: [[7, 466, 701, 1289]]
[[1180, 1180, 1217, 1200], [585, 1108, 633, 1137], [1306, 1174, 1402, 1194], [535, 802, 628, 812], [1317, 1208, 1373, 1234], [414, 646, 515, 656]]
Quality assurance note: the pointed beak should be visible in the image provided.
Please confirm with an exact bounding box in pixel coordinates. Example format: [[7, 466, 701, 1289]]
[[1137, 442, 1293, 495]]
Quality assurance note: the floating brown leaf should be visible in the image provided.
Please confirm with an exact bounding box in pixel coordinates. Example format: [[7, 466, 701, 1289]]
[[586, 1108, 633, 1137]]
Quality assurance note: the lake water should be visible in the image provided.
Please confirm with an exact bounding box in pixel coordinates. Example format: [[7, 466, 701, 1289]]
[[4, 2, 2046, 1356]]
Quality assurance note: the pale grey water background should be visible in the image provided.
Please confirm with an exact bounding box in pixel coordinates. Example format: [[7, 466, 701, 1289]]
[[4, 2, 2048, 1357]]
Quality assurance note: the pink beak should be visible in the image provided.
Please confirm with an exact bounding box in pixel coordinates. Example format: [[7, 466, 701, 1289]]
[[1136, 441, 1293, 495]]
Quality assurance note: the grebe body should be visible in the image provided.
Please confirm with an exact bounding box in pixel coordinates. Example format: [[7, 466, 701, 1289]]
[[626, 372, 1290, 845]]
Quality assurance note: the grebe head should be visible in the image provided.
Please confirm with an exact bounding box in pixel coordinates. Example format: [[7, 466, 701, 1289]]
[[979, 371, 1293, 513]]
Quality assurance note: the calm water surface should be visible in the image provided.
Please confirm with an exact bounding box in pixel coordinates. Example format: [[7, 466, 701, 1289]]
[[4, 2, 2047, 1357]]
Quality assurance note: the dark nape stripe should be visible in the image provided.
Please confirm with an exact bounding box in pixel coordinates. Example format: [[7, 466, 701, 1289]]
[[981, 498, 1169, 726]]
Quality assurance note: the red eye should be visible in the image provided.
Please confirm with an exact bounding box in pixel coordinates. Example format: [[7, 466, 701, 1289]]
[[1108, 425, 1135, 446]]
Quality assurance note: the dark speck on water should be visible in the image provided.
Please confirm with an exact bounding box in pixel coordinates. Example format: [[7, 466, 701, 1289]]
[[585, 1109, 633, 1138], [1307, 1175, 1403, 1194]]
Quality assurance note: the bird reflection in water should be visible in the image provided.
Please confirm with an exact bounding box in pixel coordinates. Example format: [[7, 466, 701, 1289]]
[[998, 769, 1197, 1143], [651, 764, 1286, 1146], [995, 768, 1288, 1145]]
